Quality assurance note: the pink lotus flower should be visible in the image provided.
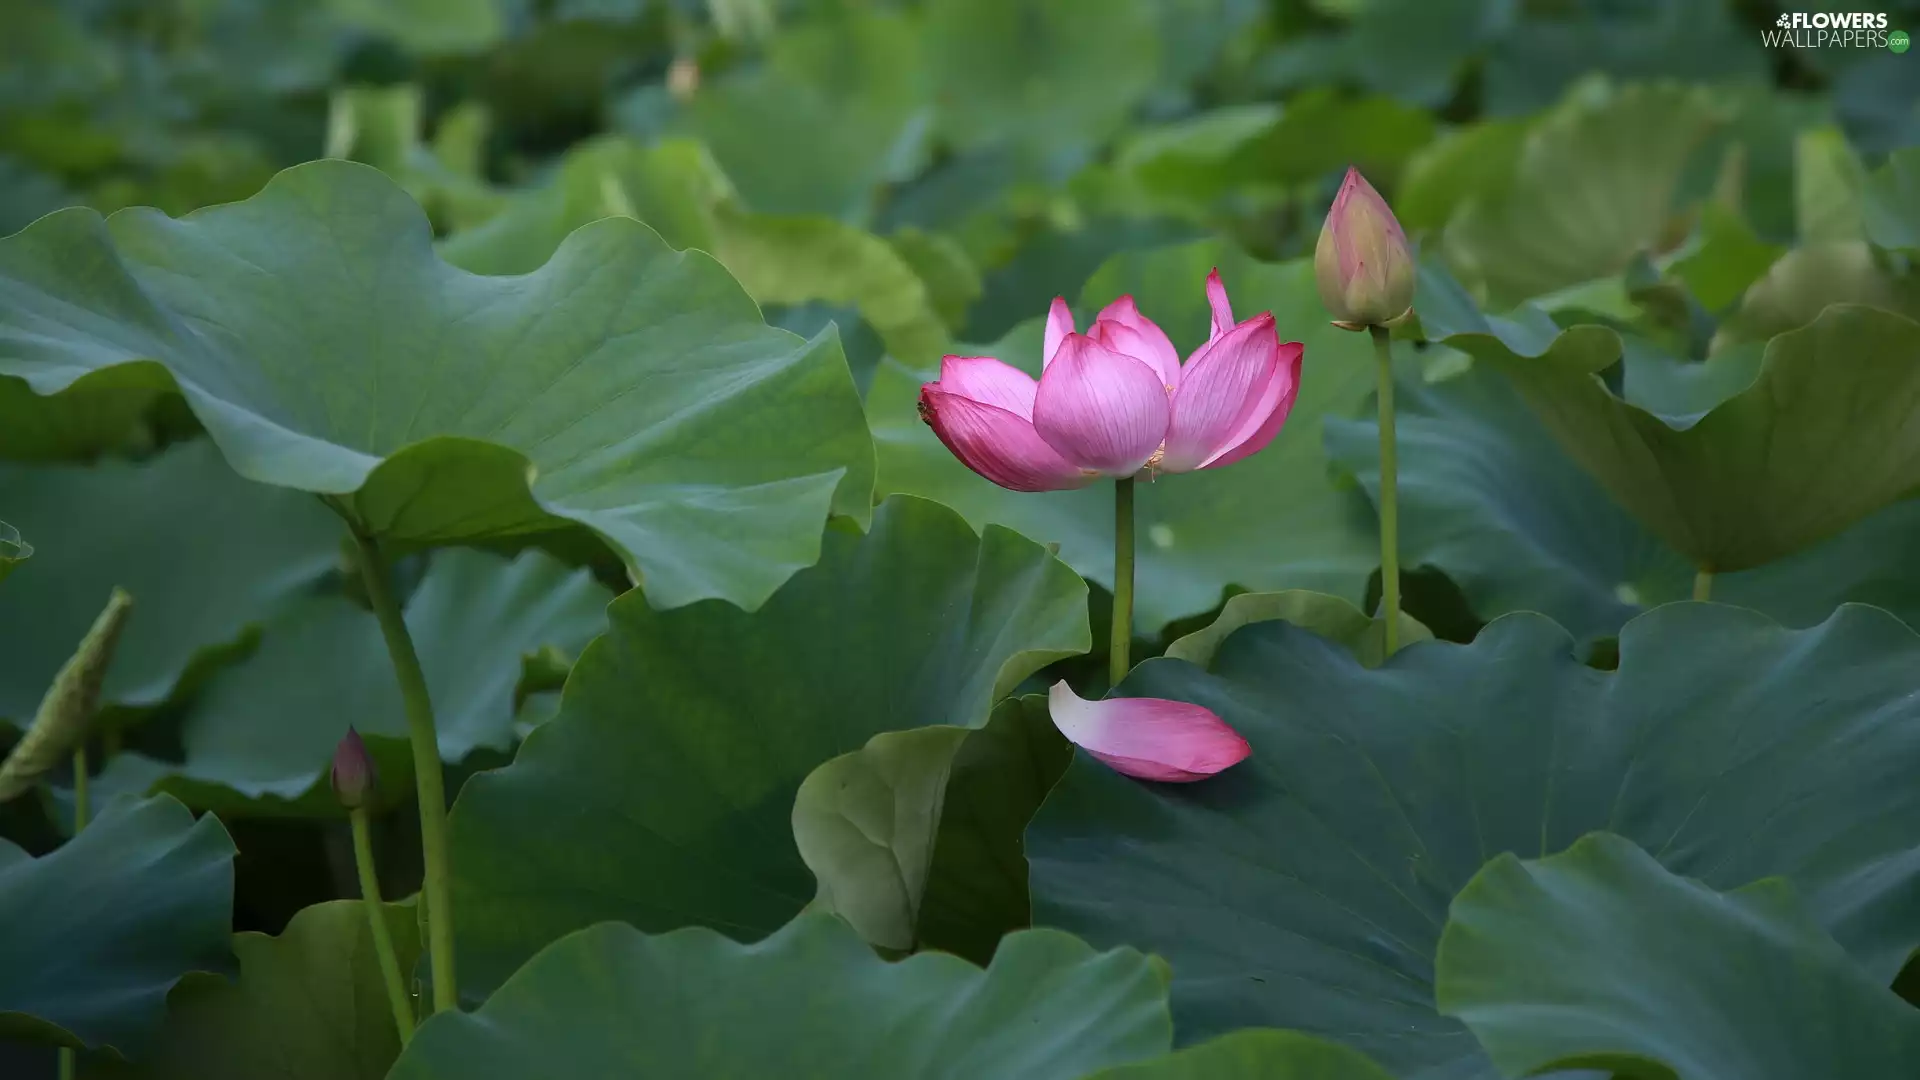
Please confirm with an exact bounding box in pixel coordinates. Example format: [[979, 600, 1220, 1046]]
[[917, 272, 1303, 491], [1048, 681, 1251, 783], [1315, 166, 1415, 329]]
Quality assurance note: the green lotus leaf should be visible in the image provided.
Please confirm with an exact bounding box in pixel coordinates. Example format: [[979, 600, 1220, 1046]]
[[1163, 590, 1430, 670], [1667, 201, 1785, 312], [923, 0, 1160, 175], [1864, 146, 1920, 253], [1437, 833, 1920, 1079], [1442, 80, 1726, 307], [0, 365, 187, 462], [387, 912, 1169, 1079], [1421, 264, 1920, 573], [1393, 117, 1530, 234], [680, 6, 930, 223], [1085, 1030, 1396, 1080], [0, 440, 339, 727], [1326, 354, 1920, 642], [0, 159, 874, 612], [1794, 126, 1868, 244], [327, 0, 503, 54], [1028, 602, 1920, 1079], [437, 137, 948, 371], [449, 495, 1090, 996], [0, 794, 235, 1055], [870, 239, 1377, 632], [795, 694, 1073, 963], [1711, 242, 1920, 352], [88, 546, 608, 817], [82, 899, 421, 1080]]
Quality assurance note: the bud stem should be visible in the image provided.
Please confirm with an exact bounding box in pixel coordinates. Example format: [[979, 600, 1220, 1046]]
[[60, 744, 88, 1080], [1111, 476, 1136, 687], [349, 529, 457, 1015], [1692, 569, 1713, 602], [1370, 325, 1402, 654], [351, 807, 416, 1045]]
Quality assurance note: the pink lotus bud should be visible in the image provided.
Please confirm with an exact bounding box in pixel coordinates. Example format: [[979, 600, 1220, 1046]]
[[1047, 680, 1251, 782], [331, 727, 376, 810], [917, 273, 1302, 489], [1314, 167, 1415, 329]]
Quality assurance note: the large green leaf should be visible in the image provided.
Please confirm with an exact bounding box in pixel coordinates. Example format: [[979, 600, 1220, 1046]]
[[1087, 1031, 1396, 1080], [1864, 146, 1920, 253], [1437, 833, 1920, 1079], [389, 911, 1168, 1079], [1422, 267, 1920, 573], [89, 547, 609, 816], [0, 795, 235, 1054], [682, 7, 929, 222], [1325, 354, 1920, 642], [84, 899, 421, 1080], [1162, 590, 1430, 670], [1028, 602, 1920, 1079], [869, 239, 1377, 632], [1442, 80, 1725, 306], [795, 694, 1073, 962], [437, 138, 948, 371], [449, 495, 1090, 996], [0, 159, 874, 611], [1710, 243, 1920, 352], [0, 440, 339, 726], [923, 0, 1160, 176]]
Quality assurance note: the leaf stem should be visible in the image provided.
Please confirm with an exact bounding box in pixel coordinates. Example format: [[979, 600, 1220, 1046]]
[[349, 530, 457, 1015], [71, 745, 88, 833], [351, 808, 415, 1044], [1692, 569, 1713, 602], [1111, 476, 1136, 687], [60, 746, 88, 1080], [1370, 324, 1401, 655]]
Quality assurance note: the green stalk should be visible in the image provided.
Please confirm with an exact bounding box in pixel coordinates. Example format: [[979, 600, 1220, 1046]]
[[1369, 325, 1401, 654], [60, 744, 89, 1080], [349, 530, 457, 1014], [1693, 569, 1713, 602], [1110, 477, 1136, 687], [351, 808, 415, 1044], [71, 745, 88, 833]]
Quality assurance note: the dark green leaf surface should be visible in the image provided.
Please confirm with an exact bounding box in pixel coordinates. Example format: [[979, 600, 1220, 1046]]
[[84, 899, 422, 1080], [387, 912, 1171, 1080], [1326, 355, 1920, 641], [449, 496, 1089, 996], [0, 440, 339, 726], [1028, 603, 1920, 1079], [1438, 833, 1920, 1080], [0, 159, 874, 611], [870, 240, 1377, 631], [96, 547, 609, 816], [1086, 1031, 1397, 1080], [0, 795, 235, 1054], [1163, 590, 1430, 669], [1422, 265, 1920, 572]]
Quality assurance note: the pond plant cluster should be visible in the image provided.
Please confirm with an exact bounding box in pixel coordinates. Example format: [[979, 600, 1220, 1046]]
[[3, 0, 1920, 1077]]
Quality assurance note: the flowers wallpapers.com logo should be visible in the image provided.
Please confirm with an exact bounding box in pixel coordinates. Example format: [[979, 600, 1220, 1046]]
[[1764, 11, 1904, 49]]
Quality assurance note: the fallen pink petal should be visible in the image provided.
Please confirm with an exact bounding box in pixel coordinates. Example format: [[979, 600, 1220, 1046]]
[[1048, 680, 1252, 783]]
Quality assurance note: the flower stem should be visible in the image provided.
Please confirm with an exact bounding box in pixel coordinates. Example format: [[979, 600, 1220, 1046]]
[[348, 530, 457, 1015], [1111, 476, 1136, 687], [60, 746, 90, 1080], [1369, 324, 1401, 655], [71, 745, 88, 833], [1693, 569, 1713, 602], [351, 807, 415, 1045]]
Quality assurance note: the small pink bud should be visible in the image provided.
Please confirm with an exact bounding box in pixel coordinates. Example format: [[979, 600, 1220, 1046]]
[[1314, 167, 1415, 329], [331, 727, 375, 810]]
